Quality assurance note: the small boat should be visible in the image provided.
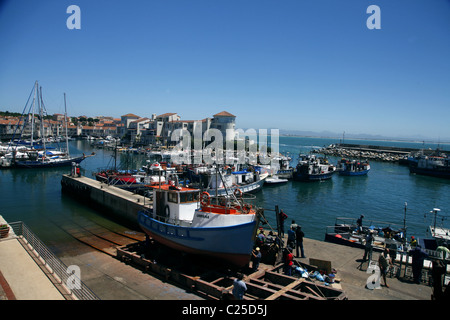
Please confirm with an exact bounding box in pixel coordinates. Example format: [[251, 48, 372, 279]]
[[138, 181, 261, 267], [264, 176, 288, 185], [324, 217, 406, 252], [337, 158, 370, 176], [293, 154, 336, 181]]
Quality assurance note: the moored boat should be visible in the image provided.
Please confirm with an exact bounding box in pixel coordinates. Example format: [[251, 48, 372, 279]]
[[337, 158, 370, 176], [409, 155, 450, 179], [138, 182, 261, 267], [324, 217, 406, 252], [293, 154, 336, 181]]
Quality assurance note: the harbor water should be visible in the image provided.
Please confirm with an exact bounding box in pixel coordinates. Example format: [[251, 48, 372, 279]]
[[1, 136, 450, 258]]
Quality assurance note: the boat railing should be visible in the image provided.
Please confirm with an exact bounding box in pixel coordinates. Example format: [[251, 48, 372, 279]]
[[333, 217, 406, 231], [7, 221, 99, 300]]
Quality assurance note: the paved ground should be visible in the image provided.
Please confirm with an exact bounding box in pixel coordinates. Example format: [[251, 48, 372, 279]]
[[1, 232, 435, 301], [298, 237, 433, 300]]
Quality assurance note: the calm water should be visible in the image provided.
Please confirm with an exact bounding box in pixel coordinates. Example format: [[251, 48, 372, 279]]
[[1, 137, 450, 257]]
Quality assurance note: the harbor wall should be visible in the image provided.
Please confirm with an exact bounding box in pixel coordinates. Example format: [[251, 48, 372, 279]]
[[61, 174, 151, 226]]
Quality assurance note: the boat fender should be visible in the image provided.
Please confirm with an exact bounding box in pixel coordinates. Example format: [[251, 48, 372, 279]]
[[200, 191, 210, 206], [234, 188, 243, 198]]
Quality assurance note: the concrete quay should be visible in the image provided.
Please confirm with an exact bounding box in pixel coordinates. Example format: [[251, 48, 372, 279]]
[[60, 174, 152, 224]]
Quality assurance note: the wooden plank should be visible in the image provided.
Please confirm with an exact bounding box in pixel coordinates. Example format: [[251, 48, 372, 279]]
[[265, 278, 305, 300]]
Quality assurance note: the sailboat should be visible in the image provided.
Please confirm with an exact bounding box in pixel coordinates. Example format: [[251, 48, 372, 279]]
[[7, 82, 92, 168]]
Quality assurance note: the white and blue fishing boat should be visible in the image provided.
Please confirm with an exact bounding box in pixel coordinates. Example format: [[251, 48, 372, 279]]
[[293, 154, 336, 181], [337, 158, 370, 176], [138, 182, 261, 267]]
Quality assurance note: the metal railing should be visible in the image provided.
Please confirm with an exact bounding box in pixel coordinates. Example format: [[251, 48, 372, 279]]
[[8, 221, 99, 300]]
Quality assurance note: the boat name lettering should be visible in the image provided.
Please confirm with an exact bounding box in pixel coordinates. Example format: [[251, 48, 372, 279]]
[[196, 213, 210, 219]]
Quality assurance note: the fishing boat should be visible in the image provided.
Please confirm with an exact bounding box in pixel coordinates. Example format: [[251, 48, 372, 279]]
[[293, 154, 336, 181], [409, 155, 450, 179], [336, 158, 370, 176], [138, 181, 261, 267], [324, 217, 406, 252], [187, 165, 268, 196]]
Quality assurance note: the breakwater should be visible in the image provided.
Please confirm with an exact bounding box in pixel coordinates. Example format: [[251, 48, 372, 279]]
[[313, 143, 428, 162]]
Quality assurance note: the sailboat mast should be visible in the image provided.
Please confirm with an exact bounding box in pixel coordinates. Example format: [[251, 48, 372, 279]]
[[31, 81, 38, 148], [38, 86, 47, 161], [64, 93, 70, 156]]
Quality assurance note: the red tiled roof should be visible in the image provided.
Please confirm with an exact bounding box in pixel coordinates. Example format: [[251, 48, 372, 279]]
[[213, 111, 235, 117]]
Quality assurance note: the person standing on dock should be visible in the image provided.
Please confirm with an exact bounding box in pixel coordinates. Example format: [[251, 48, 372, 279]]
[[409, 245, 428, 284], [295, 226, 305, 258], [232, 273, 247, 300], [287, 226, 296, 248], [278, 209, 288, 237], [378, 249, 392, 288], [362, 231, 374, 261], [357, 215, 364, 234], [251, 247, 262, 272]]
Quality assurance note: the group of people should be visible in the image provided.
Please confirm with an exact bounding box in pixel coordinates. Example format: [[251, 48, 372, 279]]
[[278, 210, 306, 258]]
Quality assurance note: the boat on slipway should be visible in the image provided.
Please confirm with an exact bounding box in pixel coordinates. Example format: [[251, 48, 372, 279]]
[[293, 154, 336, 181], [336, 158, 370, 176], [138, 182, 262, 267]]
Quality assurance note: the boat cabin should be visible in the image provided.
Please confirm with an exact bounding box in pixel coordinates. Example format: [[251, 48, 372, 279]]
[[152, 184, 200, 225]]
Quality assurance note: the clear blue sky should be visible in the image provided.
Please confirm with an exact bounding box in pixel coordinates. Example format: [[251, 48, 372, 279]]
[[1, 0, 449, 140]]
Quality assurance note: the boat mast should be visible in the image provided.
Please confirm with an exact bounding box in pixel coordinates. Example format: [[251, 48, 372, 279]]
[[38, 86, 47, 161], [64, 93, 70, 157], [31, 81, 38, 148]]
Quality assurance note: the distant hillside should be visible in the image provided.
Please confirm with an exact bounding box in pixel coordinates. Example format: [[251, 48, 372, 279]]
[[278, 129, 450, 144]]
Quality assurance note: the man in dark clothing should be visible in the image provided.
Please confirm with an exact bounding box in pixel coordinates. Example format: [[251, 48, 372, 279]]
[[363, 231, 374, 261], [251, 247, 262, 272], [409, 245, 428, 284], [278, 209, 288, 237], [356, 215, 364, 234], [295, 226, 305, 258]]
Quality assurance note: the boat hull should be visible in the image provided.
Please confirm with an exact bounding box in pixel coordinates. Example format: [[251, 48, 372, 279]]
[[138, 211, 257, 267], [293, 171, 334, 181], [14, 156, 86, 168], [338, 169, 370, 176], [409, 166, 450, 179], [207, 178, 265, 196]]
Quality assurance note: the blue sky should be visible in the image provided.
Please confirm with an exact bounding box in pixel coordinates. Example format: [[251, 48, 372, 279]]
[[0, 0, 449, 140]]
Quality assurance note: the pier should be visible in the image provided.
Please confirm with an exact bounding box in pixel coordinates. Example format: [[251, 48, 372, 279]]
[[315, 143, 434, 162], [61, 173, 152, 225]]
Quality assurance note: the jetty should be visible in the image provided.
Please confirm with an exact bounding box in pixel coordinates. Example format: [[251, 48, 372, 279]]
[[314, 143, 435, 162], [61, 173, 152, 225]]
